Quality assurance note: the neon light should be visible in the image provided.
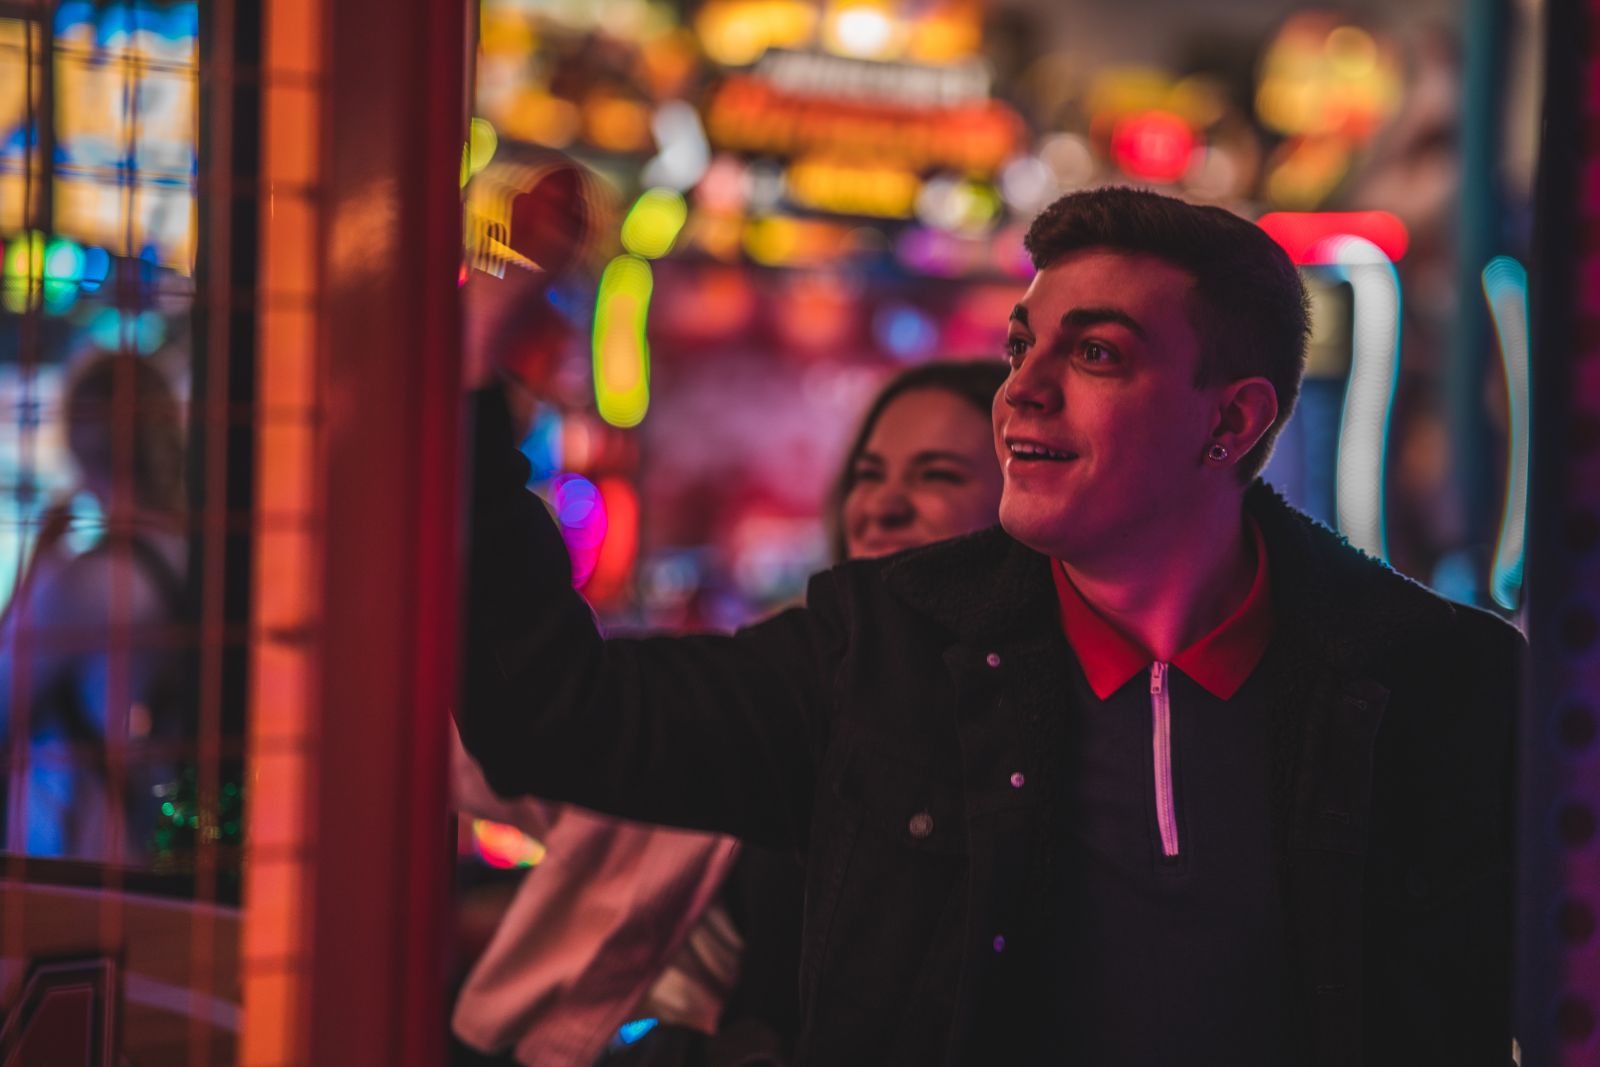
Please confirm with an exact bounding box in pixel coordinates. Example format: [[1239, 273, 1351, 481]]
[[703, 75, 1025, 175], [79, 245, 111, 291], [620, 188, 688, 260], [2, 232, 44, 313], [1259, 211, 1409, 265], [592, 255, 653, 427], [551, 474, 608, 588], [873, 304, 937, 361], [584, 478, 640, 605], [518, 405, 565, 484], [616, 1019, 660, 1046], [786, 158, 919, 219], [1321, 235, 1401, 562], [824, 2, 898, 59], [1482, 257, 1530, 611], [695, 0, 819, 67], [0, 232, 81, 313], [641, 100, 711, 191], [1109, 111, 1194, 183], [470, 819, 546, 869], [463, 117, 498, 188], [86, 306, 167, 354]]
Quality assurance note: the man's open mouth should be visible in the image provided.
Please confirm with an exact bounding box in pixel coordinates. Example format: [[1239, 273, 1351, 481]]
[[1007, 441, 1078, 462]]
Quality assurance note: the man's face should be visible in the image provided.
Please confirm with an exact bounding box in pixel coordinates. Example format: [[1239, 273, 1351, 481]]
[[993, 249, 1224, 564]]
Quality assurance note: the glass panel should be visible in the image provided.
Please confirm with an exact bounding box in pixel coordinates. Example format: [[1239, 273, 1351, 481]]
[[0, 0, 235, 890]]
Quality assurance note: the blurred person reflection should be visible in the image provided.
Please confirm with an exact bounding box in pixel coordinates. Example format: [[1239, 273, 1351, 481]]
[[0, 351, 189, 863], [452, 360, 1007, 1067]]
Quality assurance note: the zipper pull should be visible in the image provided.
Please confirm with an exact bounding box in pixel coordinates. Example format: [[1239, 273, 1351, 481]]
[[1150, 661, 1167, 694]]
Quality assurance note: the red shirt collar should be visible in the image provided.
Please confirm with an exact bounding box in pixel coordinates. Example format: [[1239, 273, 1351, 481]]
[[1050, 520, 1274, 701]]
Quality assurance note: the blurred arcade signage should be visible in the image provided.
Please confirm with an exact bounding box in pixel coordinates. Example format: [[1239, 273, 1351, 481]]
[[0, 3, 199, 276], [703, 48, 1025, 219]]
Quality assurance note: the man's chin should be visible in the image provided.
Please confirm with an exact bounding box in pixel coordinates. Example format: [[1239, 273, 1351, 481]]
[[998, 505, 1073, 560]]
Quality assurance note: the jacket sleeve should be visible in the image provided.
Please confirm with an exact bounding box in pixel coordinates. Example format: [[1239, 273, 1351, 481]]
[[455, 386, 845, 851]]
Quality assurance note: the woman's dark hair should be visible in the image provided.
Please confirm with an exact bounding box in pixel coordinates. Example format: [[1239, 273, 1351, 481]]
[[827, 359, 1008, 562]]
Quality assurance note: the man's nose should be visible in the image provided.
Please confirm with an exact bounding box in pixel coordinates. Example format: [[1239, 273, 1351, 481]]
[[1002, 354, 1056, 411]]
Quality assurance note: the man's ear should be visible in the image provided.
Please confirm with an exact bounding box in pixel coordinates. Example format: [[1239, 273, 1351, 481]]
[[1209, 377, 1279, 463]]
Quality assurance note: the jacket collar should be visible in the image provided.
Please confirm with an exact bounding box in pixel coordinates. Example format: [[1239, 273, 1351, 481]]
[[881, 525, 1057, 646], [882, 481, 1454, 672]]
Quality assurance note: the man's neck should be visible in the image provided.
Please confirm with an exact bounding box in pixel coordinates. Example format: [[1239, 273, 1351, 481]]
[[1060, 495, 1256, 662]]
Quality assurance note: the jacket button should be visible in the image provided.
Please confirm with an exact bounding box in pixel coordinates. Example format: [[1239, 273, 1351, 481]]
[[985, 652, 1002, 668], [908, 811, 934, 838], [992, 934, 1006, 953], [1009, 772, 1025, 789]]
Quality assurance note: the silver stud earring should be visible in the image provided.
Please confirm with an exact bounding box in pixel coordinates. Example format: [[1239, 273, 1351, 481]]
[[1207, 443, 1229, 463]]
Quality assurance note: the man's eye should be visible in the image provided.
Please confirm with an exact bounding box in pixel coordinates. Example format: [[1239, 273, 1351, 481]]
[[922, 469, 966, 484], [1004, 336, 1029, 361], [851, 466, 883, 483], [1081, 342, 1117, 364]]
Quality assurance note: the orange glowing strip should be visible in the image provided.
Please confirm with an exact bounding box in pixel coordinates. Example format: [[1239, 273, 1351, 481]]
[[704, 75, 1024, 173]]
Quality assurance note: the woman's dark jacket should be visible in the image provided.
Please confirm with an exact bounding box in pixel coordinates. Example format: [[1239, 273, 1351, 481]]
[[458, 391, 1520, 1067]]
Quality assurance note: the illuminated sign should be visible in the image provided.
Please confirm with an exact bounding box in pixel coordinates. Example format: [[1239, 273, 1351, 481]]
[[1, 230, 111, 314], [705, 73, 1025, 175], [695, 0, 983, 67], [0, 4, 199, 273], [756, 47, 988, 107]]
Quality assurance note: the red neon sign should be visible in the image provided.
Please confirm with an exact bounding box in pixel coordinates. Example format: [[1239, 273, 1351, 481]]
[[1257, 210, 1410, 264]]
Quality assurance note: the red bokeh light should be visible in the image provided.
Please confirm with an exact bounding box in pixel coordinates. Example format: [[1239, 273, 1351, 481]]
[[1109, 111, 1194, 184]]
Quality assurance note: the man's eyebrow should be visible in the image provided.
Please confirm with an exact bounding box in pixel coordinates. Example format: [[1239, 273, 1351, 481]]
[[1009, 304, 1029, 327], [1060, 307, 1147, 339]]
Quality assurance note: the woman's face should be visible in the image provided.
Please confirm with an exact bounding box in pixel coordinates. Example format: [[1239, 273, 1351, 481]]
[[843, 387, 1003, 560]]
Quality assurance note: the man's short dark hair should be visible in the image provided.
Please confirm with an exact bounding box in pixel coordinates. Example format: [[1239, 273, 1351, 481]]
[[1023, 186, 1311, 482]]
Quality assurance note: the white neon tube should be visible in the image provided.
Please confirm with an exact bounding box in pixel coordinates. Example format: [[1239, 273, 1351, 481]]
[[1322, 235, 1402, 563], [1482, 256, 1530, 612]]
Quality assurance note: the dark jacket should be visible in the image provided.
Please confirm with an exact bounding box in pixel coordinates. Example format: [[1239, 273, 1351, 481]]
[[459, 391, 1520, 1067]]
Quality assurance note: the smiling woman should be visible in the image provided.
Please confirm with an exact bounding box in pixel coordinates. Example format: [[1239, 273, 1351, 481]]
[[830, 359, 1009, 561]]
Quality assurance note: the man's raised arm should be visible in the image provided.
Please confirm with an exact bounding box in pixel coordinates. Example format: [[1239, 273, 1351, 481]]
[[455, 386, 845, 850]]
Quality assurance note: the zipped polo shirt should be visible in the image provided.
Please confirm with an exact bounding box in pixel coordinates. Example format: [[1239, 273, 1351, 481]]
[[1048, 521, 1289, 1065]]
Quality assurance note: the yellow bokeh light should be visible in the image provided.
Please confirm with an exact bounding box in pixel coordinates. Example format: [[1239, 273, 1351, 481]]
[[696, 0, 819, 67], [742, 217, 801, 266], [906, 8, 981, 63], [593, 255, 653, 428], [1325, 26, 1378, 80], [620, 187, 688, 259], [786, 158, 919, 219]]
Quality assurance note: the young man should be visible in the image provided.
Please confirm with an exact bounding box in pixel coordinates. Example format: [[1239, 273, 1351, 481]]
[[459, 188, 1520, 1065]]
